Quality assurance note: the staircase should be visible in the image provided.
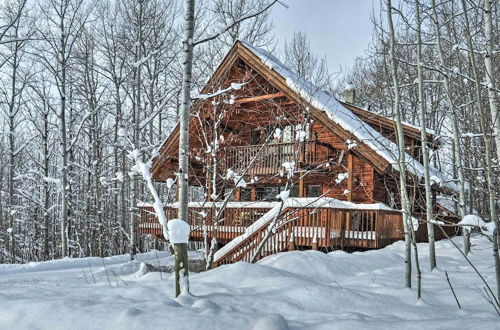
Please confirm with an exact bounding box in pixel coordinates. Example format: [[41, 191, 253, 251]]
[[213, 199, 343, 266], [213, 204, 295, 266]]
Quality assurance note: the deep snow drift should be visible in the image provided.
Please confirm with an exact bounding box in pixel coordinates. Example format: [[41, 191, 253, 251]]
[[0, 236, 498, 330]]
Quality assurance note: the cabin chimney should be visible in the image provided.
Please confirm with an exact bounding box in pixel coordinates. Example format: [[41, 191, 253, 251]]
[[344, 83, 355, 104]]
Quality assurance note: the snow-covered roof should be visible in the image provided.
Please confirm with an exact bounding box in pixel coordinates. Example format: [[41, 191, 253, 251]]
[[436, 195, 477, 216], [240, 41, 457, 193]]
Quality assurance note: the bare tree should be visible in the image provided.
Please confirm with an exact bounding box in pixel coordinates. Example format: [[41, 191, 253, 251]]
[[482, 0, 500, 300], [35, 0, 89, 258], [414, 0, 436, 270], [386, 0, 415, 291]]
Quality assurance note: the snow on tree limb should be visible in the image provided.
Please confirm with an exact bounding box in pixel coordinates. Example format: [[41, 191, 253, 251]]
[[191, 82, 246, 100], [128, 149, 170, 241]]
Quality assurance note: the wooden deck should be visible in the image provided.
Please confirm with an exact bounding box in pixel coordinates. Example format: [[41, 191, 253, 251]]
[[139, 201, 460, 267]]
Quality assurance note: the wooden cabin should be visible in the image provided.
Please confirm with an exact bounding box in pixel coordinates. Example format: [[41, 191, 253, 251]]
[[139, 41, 459, 266]]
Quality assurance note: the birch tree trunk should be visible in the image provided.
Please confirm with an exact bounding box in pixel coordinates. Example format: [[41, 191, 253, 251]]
[[130, 0, 145, 259], [461, 0, 497, 250], [6, 16, 22, 262], [176, 0, 196, 295], [58, 4, 69, 258], [431, 0, 467, 252], [415, 0, 436, 270], [387, 0, 412, 289], [482, 0, 500, 302], [42, 110, 51, 261]]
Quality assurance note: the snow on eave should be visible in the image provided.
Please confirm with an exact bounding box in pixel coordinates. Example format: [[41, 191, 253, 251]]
[[139, 198, 395, 211], [340, 100, 436, 137], [436, 195, 477, 216], [239, 41, 457, 193]]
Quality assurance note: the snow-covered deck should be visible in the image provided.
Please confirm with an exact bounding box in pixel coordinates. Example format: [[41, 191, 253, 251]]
[[139, 198, 405, 265]]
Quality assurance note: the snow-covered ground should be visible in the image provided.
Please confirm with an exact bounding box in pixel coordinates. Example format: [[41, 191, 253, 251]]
[[0, 236, 498, 330]]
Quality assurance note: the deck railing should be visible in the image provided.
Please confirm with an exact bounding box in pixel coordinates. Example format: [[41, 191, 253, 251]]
[[139, 204, 274, 242], [213, 207, 405, 266], [219, 141, 338, 175], [139, 203, 460, 267]]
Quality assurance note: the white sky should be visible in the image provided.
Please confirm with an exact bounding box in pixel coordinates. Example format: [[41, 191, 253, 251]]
[[271, 0, 378, 75]]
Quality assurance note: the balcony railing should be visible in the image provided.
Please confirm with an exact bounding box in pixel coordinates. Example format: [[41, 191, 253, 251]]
[[219, 140, 338, 176]]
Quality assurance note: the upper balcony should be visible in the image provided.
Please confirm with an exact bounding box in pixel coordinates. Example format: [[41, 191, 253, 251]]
[[219, 140, 339, 176]]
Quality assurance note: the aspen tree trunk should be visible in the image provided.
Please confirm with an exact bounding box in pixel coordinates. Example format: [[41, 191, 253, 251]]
[[0, 153, 3, 263], [7, 22, 21, 262], [483, 0, 500, 160], [461, 2, 498, 297], [387, 0, 413, 289], [431, 0, 467, 252], [130, 0, 144, 259], [415, 0, 436, 270], [176, 0, 195, 295], [483, 0, 500, 302], [461, 0, 497, 253], [174, 243, 189, 297], [59, 5, 69, 258], [42, 110, 50, 260]]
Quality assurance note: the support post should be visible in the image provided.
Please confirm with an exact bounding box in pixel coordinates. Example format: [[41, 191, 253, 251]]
[[288, 232, 296, 251], [347, 152, 353, 202], [311, 234, 318, 251]]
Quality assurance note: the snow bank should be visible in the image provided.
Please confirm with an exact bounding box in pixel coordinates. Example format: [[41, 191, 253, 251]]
[[0, 236, 498, 329], [459, 214, 486, 227], [458, 214, 496, 235]]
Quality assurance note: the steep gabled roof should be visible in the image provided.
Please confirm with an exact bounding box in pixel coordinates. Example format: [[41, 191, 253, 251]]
[[240, 41, 456, 192], [152, 41, 456, 193]]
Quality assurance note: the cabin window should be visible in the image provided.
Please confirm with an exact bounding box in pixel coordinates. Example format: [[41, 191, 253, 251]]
[[240, 188, 253, 201], [251, 129, 261, 145], [289, 185, 299, 197], [256, 186, 280, 201], [223, 188, 235, 202], [281, 125, 293, 143], [307, 185, 322, 197], [261, 124, 295, 144], [255, 185, 298, 201], [270, 125, 292, 143], [189, 186, 205, 202]]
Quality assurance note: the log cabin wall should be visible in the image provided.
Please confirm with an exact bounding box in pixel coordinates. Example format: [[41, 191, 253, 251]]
[[309, 121, 375, 203], [372, 170, 430, 214]]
